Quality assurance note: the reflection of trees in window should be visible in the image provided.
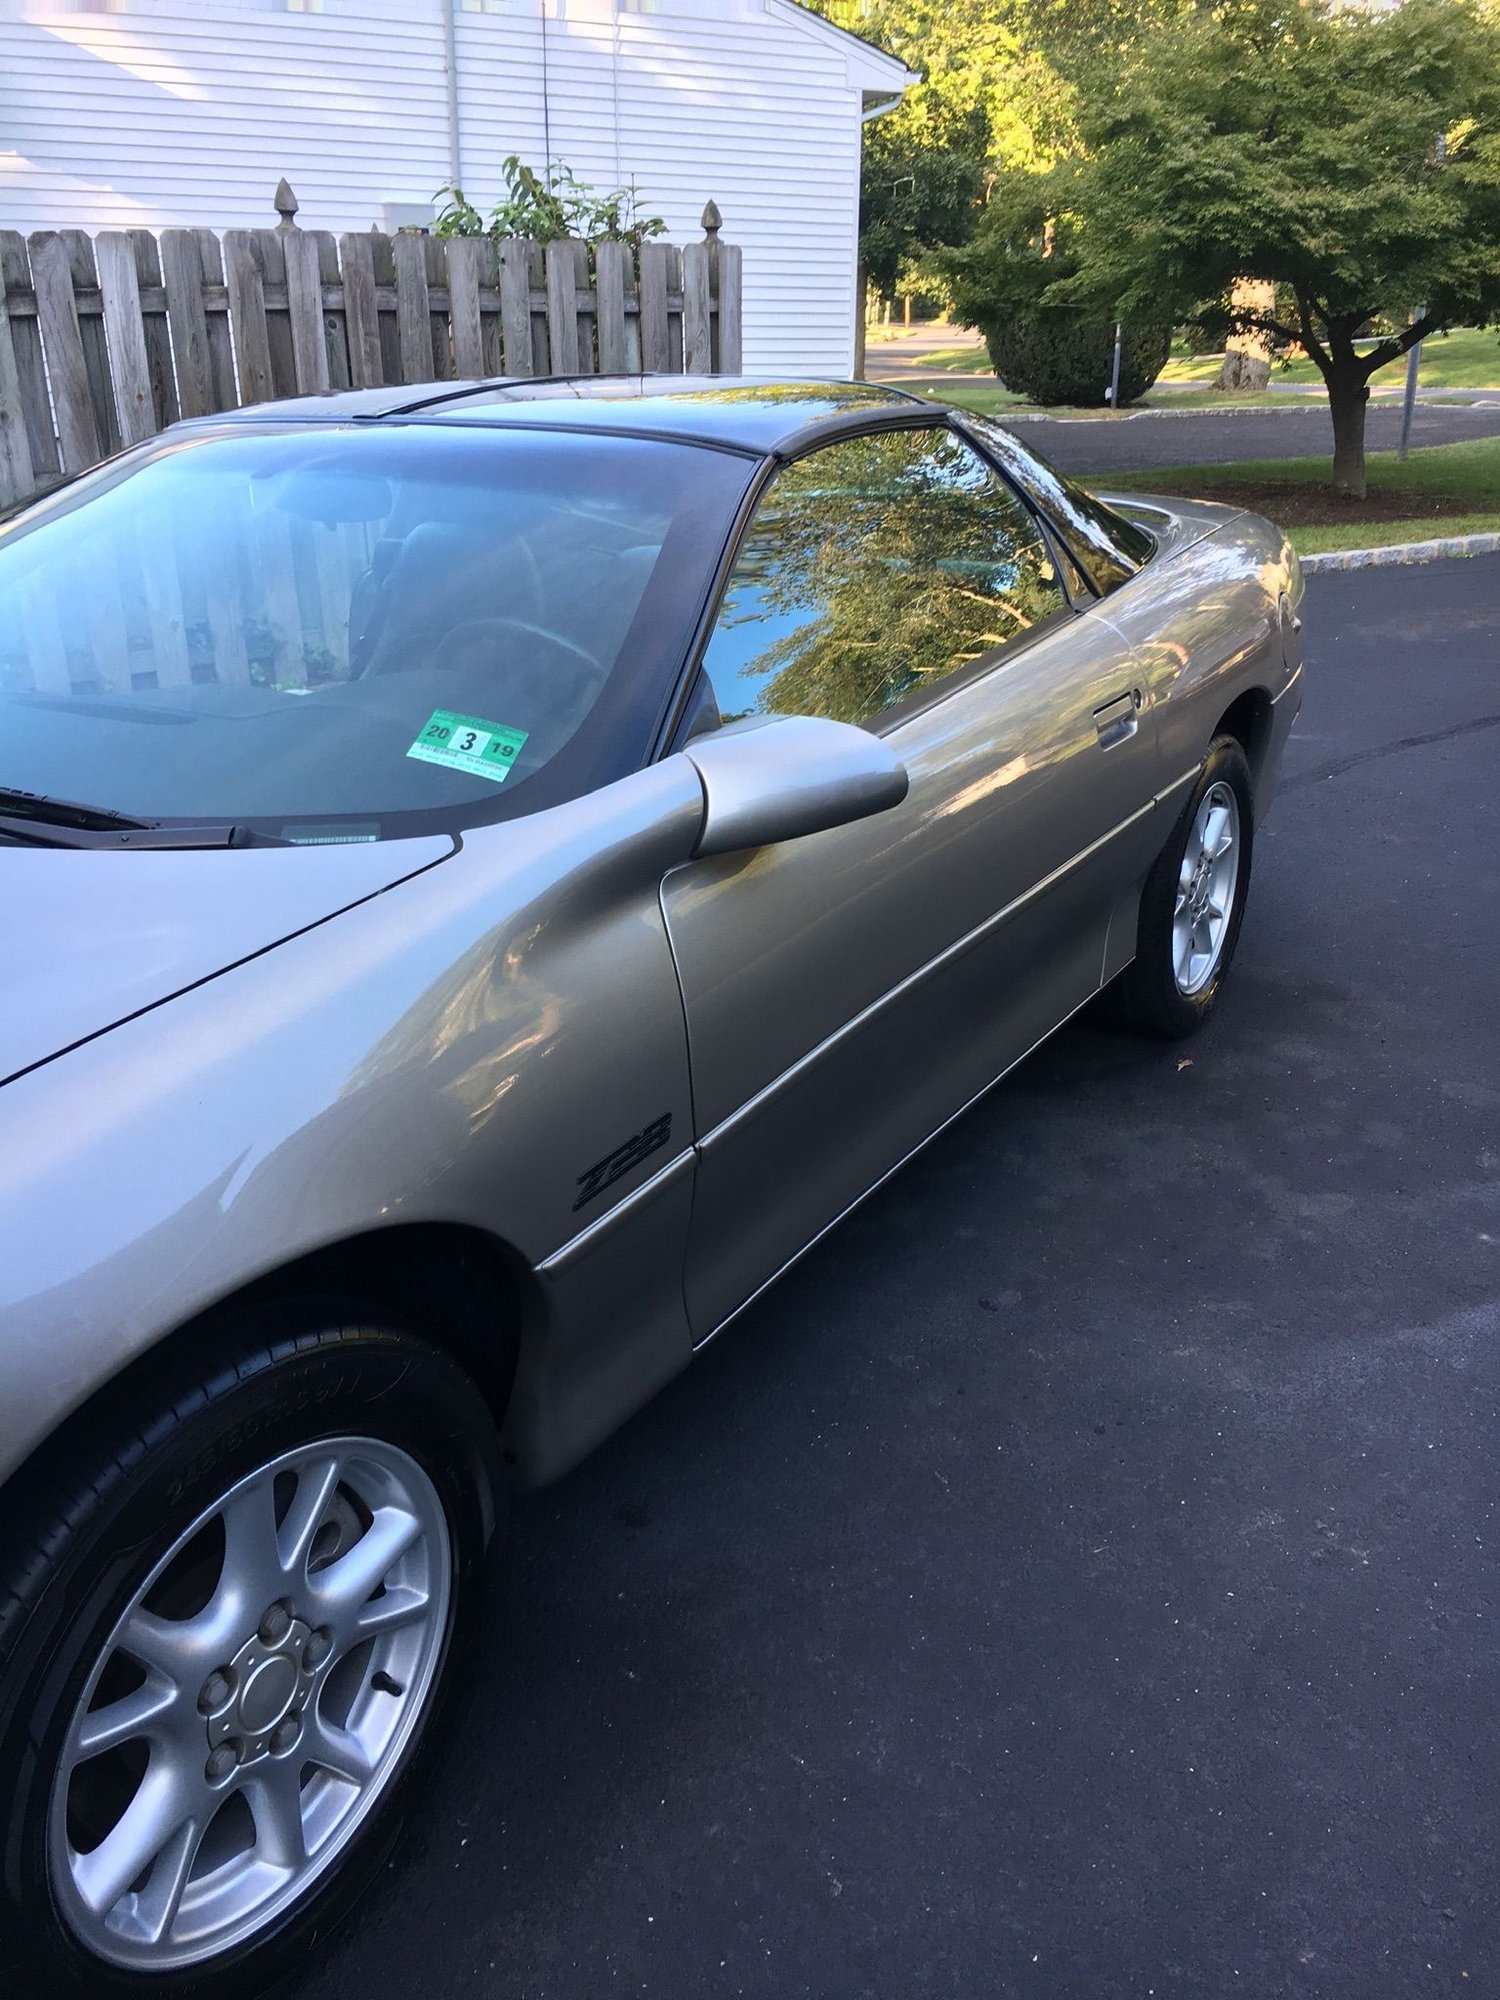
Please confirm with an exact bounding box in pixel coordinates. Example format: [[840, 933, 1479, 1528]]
[[714, 429, 1065, 728], [653, 384, 889, 412]]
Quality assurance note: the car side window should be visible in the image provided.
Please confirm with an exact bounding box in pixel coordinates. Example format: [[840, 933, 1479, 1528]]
[[697, 425, 1068, 730]]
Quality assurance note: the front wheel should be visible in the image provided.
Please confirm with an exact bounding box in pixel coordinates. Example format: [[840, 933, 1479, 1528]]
[[1111, 734, 1255, 1038], [0, 1319, 503, 1998]]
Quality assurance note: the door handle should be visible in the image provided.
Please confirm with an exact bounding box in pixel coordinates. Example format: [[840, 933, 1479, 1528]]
[[1093, 688, 1140, 750]]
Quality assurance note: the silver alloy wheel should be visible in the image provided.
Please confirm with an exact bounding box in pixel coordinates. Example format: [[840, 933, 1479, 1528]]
[[1173, 780, 1240, 996], [48, 1438, 452, 1973]]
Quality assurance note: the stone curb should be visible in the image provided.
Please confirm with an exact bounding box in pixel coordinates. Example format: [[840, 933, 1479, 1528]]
[[1300, 531, 1500, 574]]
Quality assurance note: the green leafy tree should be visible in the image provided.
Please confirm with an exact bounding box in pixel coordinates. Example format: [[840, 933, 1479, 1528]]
[[812, 0, 1081, 167], [802, 0, 1085, 307], [858, 116, 987, 302], [805, 0, 1194, 338], [1029, 0, 1500, 495], [434, 156, 664, 248]]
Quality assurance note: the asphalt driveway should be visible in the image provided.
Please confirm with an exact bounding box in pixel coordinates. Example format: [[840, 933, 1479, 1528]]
[[1002, 400, 1500, 475], [302, 557, 1500, 2000]]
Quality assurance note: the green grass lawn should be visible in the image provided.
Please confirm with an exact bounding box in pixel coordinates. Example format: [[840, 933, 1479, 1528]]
[[889, 325, 1500, 405], [1159, 324, 1500, 392], [911, 344, 1300, 394], [1278, 511, 1500, 555], [1156, 350, 1277, 387], [913, 372, 1496, 416], [904, 379, 1044, 415], [1097, 436, 1500, 555], [1142, 386, 1314, 410], [908, 377, 1330, 416], [895, 342, 995, 375]]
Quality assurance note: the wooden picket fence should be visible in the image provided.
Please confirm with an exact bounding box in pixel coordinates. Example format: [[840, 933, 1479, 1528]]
[[0, 180, 743, 513]]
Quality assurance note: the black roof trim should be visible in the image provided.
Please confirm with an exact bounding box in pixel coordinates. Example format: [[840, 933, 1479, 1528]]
[[179, 375, 938, 456], [764, 399, 952, 460], [379, 414, 769, 460]]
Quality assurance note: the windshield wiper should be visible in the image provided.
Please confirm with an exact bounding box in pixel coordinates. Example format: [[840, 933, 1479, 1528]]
[[0, 785, 155, 833], [0, 788, 272, 850]]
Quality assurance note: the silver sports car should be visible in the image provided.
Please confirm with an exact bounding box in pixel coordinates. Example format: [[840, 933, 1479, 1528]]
[[0, 377, 1302, 1996]]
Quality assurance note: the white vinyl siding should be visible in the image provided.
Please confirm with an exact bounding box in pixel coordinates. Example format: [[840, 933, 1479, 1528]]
[[0, 0, 908, 374]]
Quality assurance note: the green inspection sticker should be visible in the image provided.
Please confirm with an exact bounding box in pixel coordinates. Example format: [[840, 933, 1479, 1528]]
[[406, 709, 529, 785]]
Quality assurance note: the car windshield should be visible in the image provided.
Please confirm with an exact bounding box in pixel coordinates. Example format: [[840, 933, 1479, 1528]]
[[0, 423, 750, 842]]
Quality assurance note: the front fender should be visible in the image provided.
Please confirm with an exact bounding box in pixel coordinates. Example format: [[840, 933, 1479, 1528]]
[[0, 758, 705, 1489]]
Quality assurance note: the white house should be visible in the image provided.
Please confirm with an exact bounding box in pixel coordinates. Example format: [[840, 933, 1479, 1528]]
[[0, 0, 915, 374]]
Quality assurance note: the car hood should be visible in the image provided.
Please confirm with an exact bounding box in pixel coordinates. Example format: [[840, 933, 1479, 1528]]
[[0, 835, 454, 1086]]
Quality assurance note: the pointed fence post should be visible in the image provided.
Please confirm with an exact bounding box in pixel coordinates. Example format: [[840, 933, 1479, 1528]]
[[699, 199, 721, 375], [269, 182, 328, 394], [689, 201, 739, 375], [705, 202, 741, 375], [701, 199, 721, 276], [692, 217, 720, 376]]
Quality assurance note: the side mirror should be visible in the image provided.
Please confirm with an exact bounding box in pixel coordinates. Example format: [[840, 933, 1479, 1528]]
[[685, 715, 909, 860]]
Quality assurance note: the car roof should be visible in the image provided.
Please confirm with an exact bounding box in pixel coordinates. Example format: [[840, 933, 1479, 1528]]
[[194, 374, 937, 457]]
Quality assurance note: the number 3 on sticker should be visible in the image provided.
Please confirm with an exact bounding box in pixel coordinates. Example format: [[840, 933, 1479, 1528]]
[[407, 709, 529, 786]]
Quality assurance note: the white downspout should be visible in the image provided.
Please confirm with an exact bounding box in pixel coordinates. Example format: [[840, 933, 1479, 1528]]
[[441, 0, 463, 191]]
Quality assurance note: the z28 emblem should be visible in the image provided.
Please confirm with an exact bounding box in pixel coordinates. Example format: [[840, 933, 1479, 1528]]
[[574, 1113, 673, 1211]]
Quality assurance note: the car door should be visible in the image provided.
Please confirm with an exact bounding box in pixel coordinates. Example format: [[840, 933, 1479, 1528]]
[[660, 422, 1162, 1339]]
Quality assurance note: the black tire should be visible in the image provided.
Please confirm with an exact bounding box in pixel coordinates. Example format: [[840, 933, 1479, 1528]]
[[0, 1316, 504, 2000], [1109, 734, 1255, 1038]]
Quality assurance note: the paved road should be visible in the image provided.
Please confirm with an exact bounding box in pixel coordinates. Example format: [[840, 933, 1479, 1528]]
[[303, 559, 1500, 2000], [866, 326, 986, 372], [1000, 400, 1500, 475]]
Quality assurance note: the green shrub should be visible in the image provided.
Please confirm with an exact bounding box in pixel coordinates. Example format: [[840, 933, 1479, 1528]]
[[938, 178, 1173, 406], [434, 156, 664, 248], [982, 312, 1173, 406]]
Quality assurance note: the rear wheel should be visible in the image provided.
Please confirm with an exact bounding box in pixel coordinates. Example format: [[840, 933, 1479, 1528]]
[[1111, 735, 1254, 1038], [0, 1319, 503, 1998]]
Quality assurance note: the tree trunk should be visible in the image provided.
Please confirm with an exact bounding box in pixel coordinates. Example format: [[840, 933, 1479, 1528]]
[[1327, 365, 1370, 499], [1219, 279, 1275, 392], [1221, 348, 1272, 393], [853, 260, 867, 381]]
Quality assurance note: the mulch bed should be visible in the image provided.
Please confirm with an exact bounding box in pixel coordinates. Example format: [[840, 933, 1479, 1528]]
[[1167, 480, 1481, 527]]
